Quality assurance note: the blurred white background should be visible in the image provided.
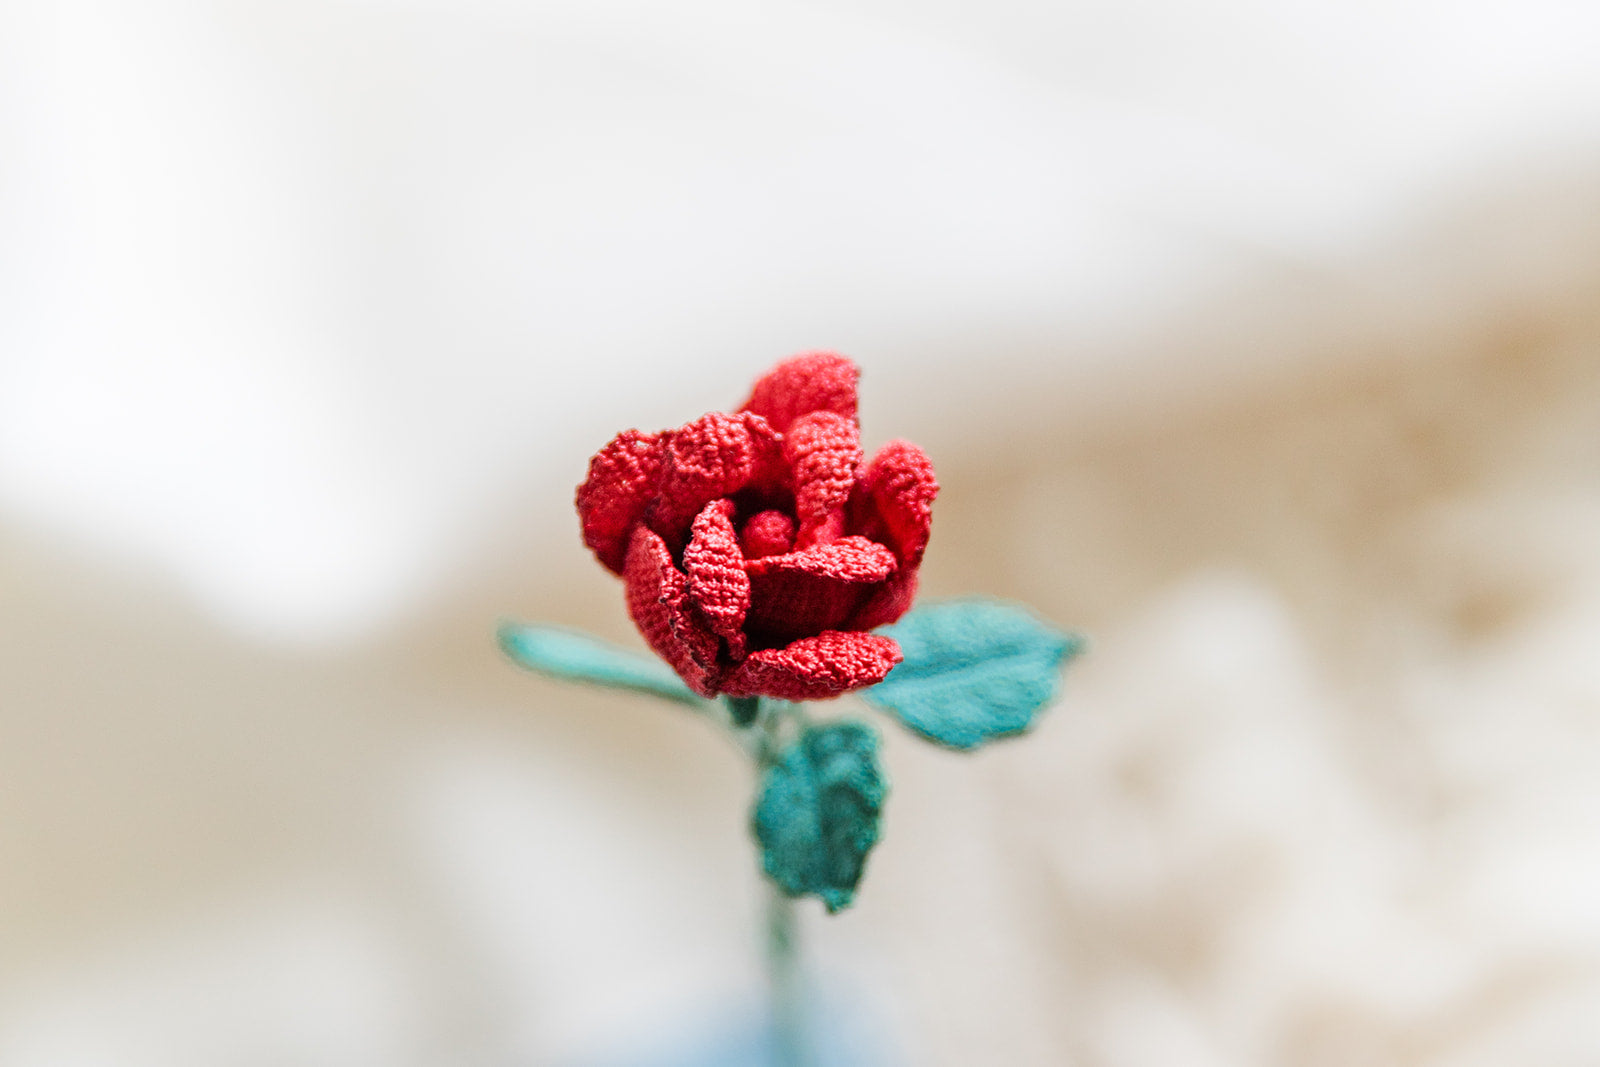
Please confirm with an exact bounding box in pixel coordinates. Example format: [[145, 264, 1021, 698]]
[[5, 1, 1600, 1064]]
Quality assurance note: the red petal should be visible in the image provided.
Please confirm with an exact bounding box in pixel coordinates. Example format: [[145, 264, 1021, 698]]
[[624, 525, 722, 696], [682, 499, 751, 661], [722, 631, 902, 700], [745, 536, 897, 583], [744, 537, 897, 642], [740, 352, 859, 433], [576, 429, 667, 574], [843, 568, 919, 631], [853, 440, 938, 566], [649, 412, 782, 547], [739, 509, 796, 560], [784, 411, 862, 549]]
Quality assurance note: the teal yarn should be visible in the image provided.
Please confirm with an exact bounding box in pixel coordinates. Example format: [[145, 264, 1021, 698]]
[[498, 622, 708, 708], [753, 719, 887, 913], [726, 695, 761, 728], [501, 598, 1085, 914], [862, 599, 1083, 751]]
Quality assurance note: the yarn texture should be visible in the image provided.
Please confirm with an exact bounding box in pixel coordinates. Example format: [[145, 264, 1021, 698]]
[[506, 354, 1082, 918], [576, 353, 939, 701], [863, 599, 1083, 750], [497, 622, 705, 707], [753, 718, 887, 913]]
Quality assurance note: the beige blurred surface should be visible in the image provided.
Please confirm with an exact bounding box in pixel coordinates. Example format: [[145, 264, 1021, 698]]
[[7, 175, 1600, 1064], [7, 3, 1600, 1065]]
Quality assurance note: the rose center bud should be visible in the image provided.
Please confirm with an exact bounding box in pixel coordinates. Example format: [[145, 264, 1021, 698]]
[[739, 509, 796, 560]]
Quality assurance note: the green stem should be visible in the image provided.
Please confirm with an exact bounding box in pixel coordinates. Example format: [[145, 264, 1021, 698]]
[[767, 879, 806, 1067], [738, 696, 809, 1066], [727, 695, 761, 727]]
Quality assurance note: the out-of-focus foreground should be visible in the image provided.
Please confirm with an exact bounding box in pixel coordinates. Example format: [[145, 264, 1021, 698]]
[[5, 3, 1600, 1065]]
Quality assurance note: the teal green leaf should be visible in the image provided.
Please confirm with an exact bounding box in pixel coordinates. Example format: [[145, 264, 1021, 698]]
[[497, 622, 707, 707], [861, 599, 1083, 751], [753, 719, 887, 913]]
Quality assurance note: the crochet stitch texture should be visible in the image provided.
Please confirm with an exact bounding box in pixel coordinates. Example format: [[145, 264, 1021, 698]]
[[576, 353, 938, 700]]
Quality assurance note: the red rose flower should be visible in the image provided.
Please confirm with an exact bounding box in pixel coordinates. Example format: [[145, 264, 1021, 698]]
[[576, 353, 938, 701]]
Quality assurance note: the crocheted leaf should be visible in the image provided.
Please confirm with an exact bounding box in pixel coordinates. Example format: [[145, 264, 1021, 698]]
[[498, 622, 708, 707], [862, 599, 1082, 750], [753, 719, 886, 913]]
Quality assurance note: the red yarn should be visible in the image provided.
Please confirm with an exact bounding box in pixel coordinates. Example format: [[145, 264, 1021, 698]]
[[576, 353, 939, 701]]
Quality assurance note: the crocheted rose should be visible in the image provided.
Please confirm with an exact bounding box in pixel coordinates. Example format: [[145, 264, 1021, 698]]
[[576, 353, 938, 701]]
